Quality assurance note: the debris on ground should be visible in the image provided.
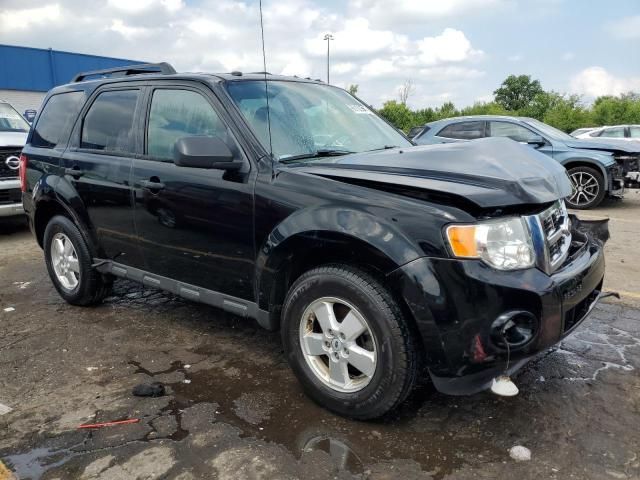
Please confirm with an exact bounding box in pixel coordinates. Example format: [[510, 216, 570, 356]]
[[132, 382, 166, 397], [509, 445, 532, 462], [0, 404, 13, 416], [3, 307, 15, 313], [78, 418, 140, 429]]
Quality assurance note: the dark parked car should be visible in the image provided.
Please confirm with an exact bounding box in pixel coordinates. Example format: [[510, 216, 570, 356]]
[[414, 115, 640, 209], [21, 63, 605, 419]]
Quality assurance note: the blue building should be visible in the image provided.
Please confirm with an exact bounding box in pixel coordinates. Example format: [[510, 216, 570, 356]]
[[0, 44, 141, 113]]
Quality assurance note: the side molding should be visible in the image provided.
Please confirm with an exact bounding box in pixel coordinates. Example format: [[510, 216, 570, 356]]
[[95, 259, 275, 330]]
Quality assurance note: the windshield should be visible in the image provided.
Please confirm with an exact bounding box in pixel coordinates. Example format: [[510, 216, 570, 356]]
[[226, 80, 411, 161], [0, 103, 30, 132], [523, 118, 574, 141]]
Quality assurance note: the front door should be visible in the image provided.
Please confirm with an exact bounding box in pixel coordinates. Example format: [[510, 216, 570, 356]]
[[131, 85, 255, 299], [62, 87, 144, 268], [487, 120, 554, 157]]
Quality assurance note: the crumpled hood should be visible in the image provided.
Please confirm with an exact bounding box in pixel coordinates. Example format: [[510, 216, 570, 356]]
[[286, 137, 573, 208], [564, 138, 640, 153]]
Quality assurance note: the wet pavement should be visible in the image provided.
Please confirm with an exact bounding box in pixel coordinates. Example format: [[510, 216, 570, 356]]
[[1, 211, 639, 479]]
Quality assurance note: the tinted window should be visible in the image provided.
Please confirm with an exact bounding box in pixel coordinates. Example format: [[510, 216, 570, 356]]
[[147, 89, 226, 160], [629, 126, 640, 138], [488, 121, 538, 142], [598, 127, 625, 138], [437, 121, 484, 140], [31, 92, 85, 148], [81, 90, 138, 153]]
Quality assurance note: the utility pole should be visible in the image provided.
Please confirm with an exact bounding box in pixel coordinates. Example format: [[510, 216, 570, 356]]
[[324, 33, 334, 84]]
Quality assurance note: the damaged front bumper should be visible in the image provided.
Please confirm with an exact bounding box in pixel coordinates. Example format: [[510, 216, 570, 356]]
[[389, 223, 605, 395]]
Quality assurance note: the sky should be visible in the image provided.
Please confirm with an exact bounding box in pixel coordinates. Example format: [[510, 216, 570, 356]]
[[1, 0, 639, 108]]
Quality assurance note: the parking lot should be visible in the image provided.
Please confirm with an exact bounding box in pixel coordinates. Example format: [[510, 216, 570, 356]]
[[1, 194, 639, 480]]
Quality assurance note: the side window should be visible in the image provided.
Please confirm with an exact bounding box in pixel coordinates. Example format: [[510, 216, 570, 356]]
[[488, 121, 539, 142], [437, 121, 485, 140], [31, 91, 85, 148], [629, 126, 640, 138], [81, 90, 139, 153], [599, 127, 625, 138], [147, 89, 227, 161]]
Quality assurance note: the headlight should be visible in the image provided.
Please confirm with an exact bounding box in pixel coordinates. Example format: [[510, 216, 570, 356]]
[[445, 217, 535, 270]]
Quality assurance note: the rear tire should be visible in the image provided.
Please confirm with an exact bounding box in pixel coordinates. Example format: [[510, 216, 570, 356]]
[[281, 265, 417, 419], [566, 166, 606, 210], [43, 215, 112, 305]]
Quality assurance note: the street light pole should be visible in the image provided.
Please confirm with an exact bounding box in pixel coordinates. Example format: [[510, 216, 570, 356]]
[[324, 33, 334, 84]]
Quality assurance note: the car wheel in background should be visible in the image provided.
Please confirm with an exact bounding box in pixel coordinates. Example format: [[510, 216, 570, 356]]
[[566, 166, 606, 209], [281, 265, 418, 419]]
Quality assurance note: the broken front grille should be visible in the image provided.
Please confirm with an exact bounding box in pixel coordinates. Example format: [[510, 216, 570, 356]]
[[538, 200, 572, 273]]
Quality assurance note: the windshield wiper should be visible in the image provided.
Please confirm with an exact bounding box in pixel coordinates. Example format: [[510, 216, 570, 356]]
[[279, 149, 355, 163], [366, 145, 400, 152]]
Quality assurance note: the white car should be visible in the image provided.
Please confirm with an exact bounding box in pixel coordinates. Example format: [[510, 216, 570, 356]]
[[0, 101, 29, 218], [576, 125, 640, 142]]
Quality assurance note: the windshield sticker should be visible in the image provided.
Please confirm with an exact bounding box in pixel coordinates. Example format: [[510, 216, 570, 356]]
[[347, 104, 373, 115]]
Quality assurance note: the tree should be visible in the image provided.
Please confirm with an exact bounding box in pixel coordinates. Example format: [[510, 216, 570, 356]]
[[398, 80, 415, 105], [494, 74, 544, 111], [378, 100, 415, 132], [347, 84, 359, 96]]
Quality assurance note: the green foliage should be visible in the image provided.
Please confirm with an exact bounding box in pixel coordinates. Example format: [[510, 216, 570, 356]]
[[347, 84, 359, 96], [494, 75, 544, 111], [377, 74, 640, 134]]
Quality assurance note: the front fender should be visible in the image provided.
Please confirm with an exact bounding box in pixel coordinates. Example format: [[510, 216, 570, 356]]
[[255, 205, 425, 310], [557, 154, 613, 182]]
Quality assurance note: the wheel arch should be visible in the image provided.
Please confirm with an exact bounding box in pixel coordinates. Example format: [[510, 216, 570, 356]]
[[256, 227, 424, 338], [561, 158, 609, 189], [34, 178, 98, 252]]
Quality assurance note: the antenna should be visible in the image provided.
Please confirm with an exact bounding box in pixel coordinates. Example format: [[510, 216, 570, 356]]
[[259, 0, 274, 170]]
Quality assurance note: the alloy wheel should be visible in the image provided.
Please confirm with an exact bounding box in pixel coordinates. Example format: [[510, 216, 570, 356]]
[[50, 232, 80, 290], [299, 297, 377, 393], [569, 171, 599, 206]]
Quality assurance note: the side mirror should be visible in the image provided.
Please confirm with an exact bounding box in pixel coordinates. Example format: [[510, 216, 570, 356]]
[[526, 135, 546, 147], [174, 136, 241, 170]]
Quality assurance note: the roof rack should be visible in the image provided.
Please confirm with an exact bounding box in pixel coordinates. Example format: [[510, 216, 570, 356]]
[[71, 62, 176, 83]]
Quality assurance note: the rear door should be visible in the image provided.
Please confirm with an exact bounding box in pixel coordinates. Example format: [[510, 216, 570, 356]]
[[131, 83, 255, 299], [62, 86, 144, 268]]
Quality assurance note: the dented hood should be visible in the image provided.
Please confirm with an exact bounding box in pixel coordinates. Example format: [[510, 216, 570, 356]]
[[285, 137, 573, 208]]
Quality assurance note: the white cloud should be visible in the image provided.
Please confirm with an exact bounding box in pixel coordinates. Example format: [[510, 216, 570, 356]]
[[415, 29, 483, 66], [0, 4, 61, 30], [333, 62, 356, 74], [606, 15, 640, 39], [361, 59, 396, 77], [304, 18, 408, 58], [570, 67, 640, 97], [349, 0, 505, 27]]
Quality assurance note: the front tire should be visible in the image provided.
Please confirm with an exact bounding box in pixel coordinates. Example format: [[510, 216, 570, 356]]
[[566, 166, 606, 209], [44, 215, 112, 305], [282, 265, 417, 419]]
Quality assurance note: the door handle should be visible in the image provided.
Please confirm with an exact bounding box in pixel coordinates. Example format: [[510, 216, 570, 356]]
[[140, 180, 165, 190], [64, 167, 84, 178]]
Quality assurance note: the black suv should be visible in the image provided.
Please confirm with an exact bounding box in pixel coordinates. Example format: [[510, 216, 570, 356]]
[[22, 63, 605, 419]]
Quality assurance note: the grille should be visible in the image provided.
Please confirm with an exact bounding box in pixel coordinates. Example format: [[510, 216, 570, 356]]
[[0, 187, 21, 205], [0, 149, 21, 179], [536, 200, 572, 273]]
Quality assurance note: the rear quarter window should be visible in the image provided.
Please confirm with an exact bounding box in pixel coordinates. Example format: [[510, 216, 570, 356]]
[[31, 91, 85, 148]]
